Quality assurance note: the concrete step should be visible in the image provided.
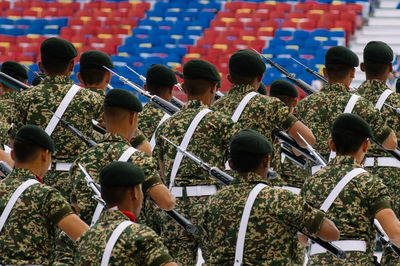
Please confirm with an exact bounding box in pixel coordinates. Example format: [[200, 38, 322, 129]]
[[359, 27, 400, 36], [379, 0, 399, 9], [354, 35, 400, 45], [374, 9, 400, 17], [368, 17, 400, 26]]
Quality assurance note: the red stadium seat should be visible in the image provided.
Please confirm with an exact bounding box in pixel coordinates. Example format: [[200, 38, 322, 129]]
[[258, 3, 276, 12], [276, 3, 292, 13]]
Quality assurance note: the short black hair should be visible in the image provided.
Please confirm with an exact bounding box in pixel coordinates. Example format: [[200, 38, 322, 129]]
[[183, 78, 216, 96], [231, 153, 266, 172], [13, 139, 43, 163], [325, 63, 353, 81], [332, 128, 367, 155], [363, 62, 389, 77], [103, 104, 133, 124], [41, 56, 72, 75], [79, 67, 108, 85], [229, 72, 257, 85], [101, 186, 131, 206], [146, 82, 173, 96]]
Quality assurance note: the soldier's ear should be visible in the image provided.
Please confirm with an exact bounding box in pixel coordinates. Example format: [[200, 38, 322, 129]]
[[227, 74, 233, 84], [323, 67, 327, 78], [10, 149, 14, 161], [228, 159, 236, 171], [77, 72, 84, 85], [360, 63, 365, 72], [181, 82, 187, 94], [329, 138, 336, 152]]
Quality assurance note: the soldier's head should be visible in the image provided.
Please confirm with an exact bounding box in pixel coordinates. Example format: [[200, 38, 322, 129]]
[[144, 64, 177, 102], [100, 161, 145, 217], [229, 129, 273, 177], [12, 125, 54, 176], [228, 49, 266, 89], [330, 114, 372, 161], [360, 41, 393, 81], [269, 79, 298, 112], [39, 37, 77, 76], [323, 46, 359, 85], [103, 89, 142, 139], [182, 59, 220, 104], [0, 61, 28, 93], [258, 82, 267, 95], [77, 50, 113, 91]]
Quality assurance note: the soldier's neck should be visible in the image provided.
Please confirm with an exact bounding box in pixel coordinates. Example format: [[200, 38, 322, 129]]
[[14, 162, 42, 177], [106, 127, 130, 141], [187, 94, 211, 106], [365, 74, 386, 82]]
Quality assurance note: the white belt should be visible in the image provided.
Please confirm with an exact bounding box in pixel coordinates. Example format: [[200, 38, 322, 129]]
[[275, 186, 301, 195], [50, 162, 73, 171], [364, 157, 400, 168], [170, 185, 217, 197], [310, 240, 366, 256]]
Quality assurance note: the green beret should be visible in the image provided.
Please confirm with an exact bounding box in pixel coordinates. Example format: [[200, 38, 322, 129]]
[[183, 59, 221, 82], [396, 78, 400, 94], [270, 79, 298, 98], [100, 161, 145, 187], [363, 41, 393, 64], [332, 113, 373, 139], [230, 129, 273, 157], [80, 50, 114, 70], [257, 82, 267, 95], [104, 89, 143, 112], [40, 37, 77, 60], [146, 64, 177, 86], [325, 46, 359, 67], [1, 61, 28, 80], [229, 49, 266, 77], [14, 124, 55, 152]]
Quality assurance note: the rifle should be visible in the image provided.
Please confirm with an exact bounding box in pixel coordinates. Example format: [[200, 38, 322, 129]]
[[290, 57, 328, 84], [374, 219, 400, 257], [280, 144, 307, 169], [104, 66, 180, 116], [252, 49, 317, 95], [0, 71, 31, 92], [297, 132, 327, 167], [371, 138, 400, 162], [161, 135, 346, 259], [126, 66, 185, 109], [92, 120, 106, 135], [384, 103, 400, 115], [78, 163, 106, 207], [0, 161, 12, 176]]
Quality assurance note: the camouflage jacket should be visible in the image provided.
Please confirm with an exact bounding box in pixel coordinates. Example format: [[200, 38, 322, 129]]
[[154, 99, 239, 187], [70, 133, 162, 224], [12, 75, 103, 161], [301, 156, 391, 264], [0, 91, 19, 125], [0, 168, 73, 265], [75, 210, 173, 265], [138, 102, 165, 140], [211, 84, 298, 143], [201, 172, 325, 265], [295, 83, 392, 157]]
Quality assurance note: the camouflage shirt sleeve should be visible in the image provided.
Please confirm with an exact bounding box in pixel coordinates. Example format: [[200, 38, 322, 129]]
[[357, 174, 392, 216], [266, 97, 298, 131], [41, 185, 74, 226], [133, 154, 163, 195]]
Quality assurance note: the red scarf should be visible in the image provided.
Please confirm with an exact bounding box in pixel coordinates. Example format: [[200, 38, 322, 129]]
[[35, 175, 43, 184], [121, 211, 136, 222]]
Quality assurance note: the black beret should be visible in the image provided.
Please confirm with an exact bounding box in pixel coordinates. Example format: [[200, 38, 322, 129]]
[[363, 41, 393, 64], [270, 79, 298, 98], [230, 129, 273, 157], [1, 61, 28, 80], [146, 64, 177, 86], [229, 49, 266, 77], [183, 59, 221, 82], [100, 161, 145, 187], [14, 124, 55, 152], [40, 37, 77, 60], [80, 50, 114, 70], [104, 88, 143, 112], [257, 82, 267, 95], [31, 73, 46, 86], [396, 78, 400, 94], [332, 113, 373, 139], [325, 46, 359, 67]]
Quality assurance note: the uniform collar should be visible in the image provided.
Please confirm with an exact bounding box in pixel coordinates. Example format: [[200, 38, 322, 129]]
[[329, 155, 360, 167], [228, 84, 257, 95], [181, 99, 210, 110], [233, 171, 268, 185], [10, 168, 43, 183], [359, 80, 388, 93], [41, 75, 74, 85], [0, 91, 18, 100], [104, 207, 136, 223], [321, 82, 350, 93], [101, 132, 131, 145], [86, 87, 106, 97]]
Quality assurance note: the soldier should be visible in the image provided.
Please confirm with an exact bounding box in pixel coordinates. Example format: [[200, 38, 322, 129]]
[[295, 46, 397, 174], [357, 41, 400, 264], [0, 125, 88, 264], [74, 161, 176, 265], [301, 113, 400, 264], [201, 129, 340, 264], [12, 37, 104, 198], [154, 59, 240, 265]]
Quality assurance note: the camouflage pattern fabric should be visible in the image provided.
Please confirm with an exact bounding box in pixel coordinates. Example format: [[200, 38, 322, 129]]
[[0, 168, 73, 265], [138, 101, 165, 140], [0, 120, 10, 147], [301, 156, 391, 265], [0, 91, 19, 125], [74, 210, 173, 265], [200, 172, 325, 265]]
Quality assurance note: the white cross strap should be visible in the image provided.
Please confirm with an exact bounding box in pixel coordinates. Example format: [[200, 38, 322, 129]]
[[375, 89, 393, 111], [320, 168, 366, 212], [169, 108, 212, 190], [231, 91, 258, 123], [45, 84, 81, 136], [101, 220, 134, 266], [149, 113, 170, 151], [0, 179, 39, 233], [234, 183, 267, 265], [118, 147, 138, 162]]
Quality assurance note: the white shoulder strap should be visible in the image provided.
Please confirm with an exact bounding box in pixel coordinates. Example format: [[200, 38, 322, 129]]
[[45, 84, 81, 136], [320, 168, 366, 212], [118, 147, 138, 162], [375, 89, 393, 111], [169, 108, 212, 190], [91, 203, 104, 226], [149, 113, 170, 151], [234, 183, 267, 265], [231, 91, 258, 122], [101, 220, 134, 266], [0, 179, 39, 233]]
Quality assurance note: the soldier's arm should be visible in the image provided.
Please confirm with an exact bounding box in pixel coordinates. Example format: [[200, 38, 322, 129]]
[[381, 130, 397, 151], [376, 208, 400, 247], [288, 120, 316, 147], [149, 184, 175, 211], [317, 217, 340, 241], [137, 140, 152, 156], [58, 213, 89, 241]]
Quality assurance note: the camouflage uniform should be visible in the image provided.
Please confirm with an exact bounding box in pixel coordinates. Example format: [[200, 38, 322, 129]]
[[74, 210, 173, 265], [357, 80, 400, 264], [138, 102, 165, 140], [154, 99, 240, 265], [301, 155, 391, 265], [0, 91, 19, 125], [12, 75, 103, 198], [200, 171, 325, 265], [0, 168, 73, 264]]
